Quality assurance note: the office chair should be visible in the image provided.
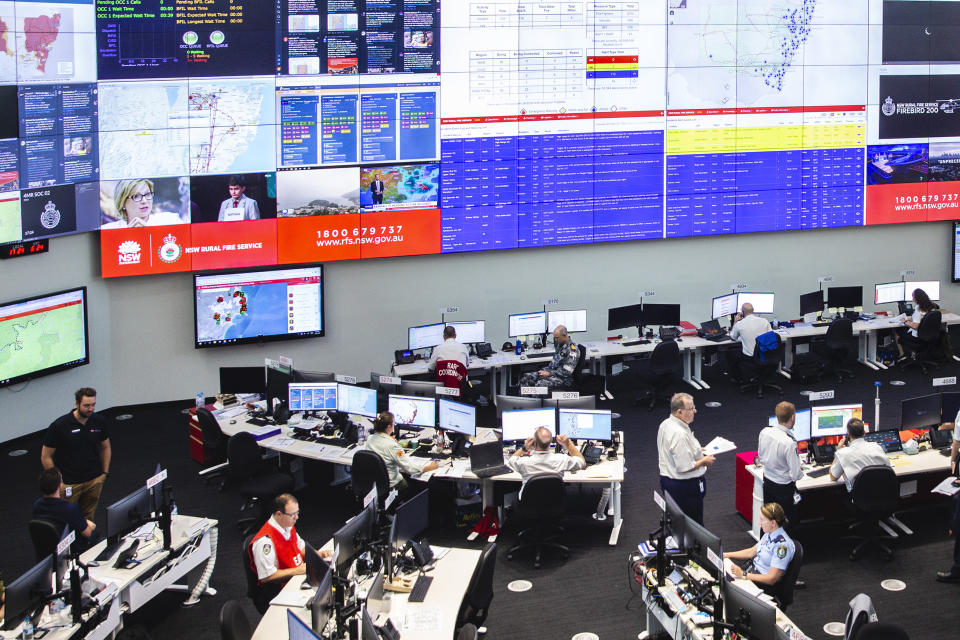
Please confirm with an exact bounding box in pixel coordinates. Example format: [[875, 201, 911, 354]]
[[241, 534, 277, 615], [435, 359, 469, 399], [227, 432, 294, 536], [28, 518, 65, 563], [196, 407, 230, 485], [900, 309, 945, 374], [455, 623, 479, 640], [852, 622, 910, 640], [495, 394, 542, 417], [845, 465, 901, 561], [351, 449, 390, 507], [740, 332, 784, 399], [455, 542, 497, 631], [507, 474, 569, 569], [542, 395, 597, 409], [633, 340, 681, 411], [218, 599, 253, 640], [772, 540, 803, 611], [399, 379, 443, 398], [571, 343, 604, 397], [813, 317, 855, 381]]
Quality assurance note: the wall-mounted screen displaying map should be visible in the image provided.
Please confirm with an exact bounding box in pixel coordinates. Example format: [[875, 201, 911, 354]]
[[193, 264, 324, 348], [0, 286, 89, 387]]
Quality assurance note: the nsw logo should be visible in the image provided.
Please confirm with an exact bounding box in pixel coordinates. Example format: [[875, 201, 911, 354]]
[[117, 240, 141, 265]]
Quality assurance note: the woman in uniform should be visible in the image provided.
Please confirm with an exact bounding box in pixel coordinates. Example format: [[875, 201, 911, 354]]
[[723, 502, 795, 590]]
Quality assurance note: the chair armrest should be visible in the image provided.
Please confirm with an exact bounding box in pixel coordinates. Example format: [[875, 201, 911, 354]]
[[198, 462, 229, 477]]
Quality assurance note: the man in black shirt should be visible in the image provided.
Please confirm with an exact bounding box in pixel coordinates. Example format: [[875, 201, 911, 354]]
[[33, 467, 95, 548], [41, 388, 111, 521]]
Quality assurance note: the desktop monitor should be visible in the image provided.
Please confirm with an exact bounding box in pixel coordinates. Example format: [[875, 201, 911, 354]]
[[399, 379, 442, 398], [942, 391, 960, 424], [509, 311, 547, 337], [265, 365, 294, 416], [826, 285, 863, 309], [711, 293, 738, 319], [438, 398, 477, 436], [906, 280, 941, 301], [337, 384, 378, 418], [642, 303, 681, 326], [542, 396, 597, 410], [304, 540, 331, 588], [557, 409, 612, 441], [875, 281, 905, 305], [1, 555, 54, 630], [408, 322, 445, 350], [55, 528, 73, 589], [293, 370, 336, 383], [799, 290, 825, 316], [446, 320, 485, 344], [392, 488, 430, 551], [501, 408, 557, 442], [218, 366, 266, 395], [810, 404, 863, 438], [495, 394, 542, 417], [663, 490, 687, 544], [388, 394, 436, 428], [900, 394, 942, 430], [287, 608, 322, 640], [332, 505, 375, 577], [289, 382, 338, 412], [766, 408, 811, 442], [737, 292, 774, 314], [864, 429, 903, 454], [308, 559, 334, 635], [104, 485, 153, 546], [681, 515, 722, 578], [607, 304, 643, 331], [722, 579, 778, 640], [548, 309, 587, 333], [360, 606, 380, 640]]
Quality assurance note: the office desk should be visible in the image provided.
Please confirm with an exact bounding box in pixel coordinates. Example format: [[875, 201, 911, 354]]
[[251, 547, 481, 640], [743, 448, 952, 539]]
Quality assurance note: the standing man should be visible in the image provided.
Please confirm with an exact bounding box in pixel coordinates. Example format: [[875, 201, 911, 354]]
[[507, 427, 586, 497], [758, 401, 804, 530], [657, 393, 715, 524], [370, 174, 385, 205], [726, 303, 772, 381], [518, 325, 580, 389], [829, 418, 891, 491], [41, 388, 111, 522], [217, 175, 260, 222], [426, 325, 470, 371]]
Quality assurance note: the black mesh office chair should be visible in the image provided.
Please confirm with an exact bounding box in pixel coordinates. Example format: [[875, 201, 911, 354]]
[[846, 465, 899, 561], [634, 340, 681, 411], [455, 542, 497, 631], [813, 317, 855, 381], [227, 432, 294, 536], [351, 449, 390, 507], [571, 343, 604, 397], [241, 534, 279, 615], [772, 540, 803, 611], [740, 332, 784, 399], [853, 622, 910, 640], [28, 518, 65, 562], [196, 407, 229, 465], [218, 599, 253, 640], [507, 474, 568, 568], [455, 623, 479, 640], [901, 309, 945, 374]]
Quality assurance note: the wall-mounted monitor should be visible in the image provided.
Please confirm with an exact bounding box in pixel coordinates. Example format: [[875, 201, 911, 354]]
[[0, 287, 89, 388], [194, 265, 324, 348]]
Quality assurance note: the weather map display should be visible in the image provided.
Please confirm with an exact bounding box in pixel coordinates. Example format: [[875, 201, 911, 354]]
[[193, 265, 323, 348], [388, 393, 435, 428], [0, 286, 89, 387], [2, 1, 960, 276]]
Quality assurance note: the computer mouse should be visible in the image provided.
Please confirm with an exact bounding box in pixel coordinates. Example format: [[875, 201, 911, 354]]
[[519, 354, 526, 360], [229, 419, 237, 424]]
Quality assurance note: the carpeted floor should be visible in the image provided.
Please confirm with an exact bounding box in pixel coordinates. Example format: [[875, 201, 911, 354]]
[[3, 352, 960, 640]]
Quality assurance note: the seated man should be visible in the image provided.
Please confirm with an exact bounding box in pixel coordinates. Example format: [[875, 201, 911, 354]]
[[32, 467, 95, 549], [365, 412, 439, 494], [506, 427, 585, 498], [426, 325, 470, 371], [829, 418, 891, 491], [725, 303, 772, 381], [723, 502, 795, 592], [249, 494, 330, 602], [518, 325, 580, 389]]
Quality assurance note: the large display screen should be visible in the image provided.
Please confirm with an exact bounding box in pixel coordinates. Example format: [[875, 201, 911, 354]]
[[0, 286, 89, 387], [0, 2, 957, 276], [193, 264, 324, 348]]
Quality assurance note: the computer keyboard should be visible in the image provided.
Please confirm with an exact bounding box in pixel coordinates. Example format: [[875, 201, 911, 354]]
[[622, 339, 651, 347], [812, 321, 831, 327], [407, 575, 433, 603], [806, 467, 830, 478], [316, 436, 351, 447]]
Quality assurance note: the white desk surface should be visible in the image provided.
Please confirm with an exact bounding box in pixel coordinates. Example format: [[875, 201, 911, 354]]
[[251, 546, 481, 640]]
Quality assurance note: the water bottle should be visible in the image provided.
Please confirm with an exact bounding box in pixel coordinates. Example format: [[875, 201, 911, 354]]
[[358, 425, 367, 445], [515, 338, 522, 355], [170, 498, 178, 516], [21, 616, 34, 640], [772, 316, 779, 329]]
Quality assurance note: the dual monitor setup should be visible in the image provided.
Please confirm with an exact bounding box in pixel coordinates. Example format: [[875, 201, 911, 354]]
[[406, 309, 590, 351]]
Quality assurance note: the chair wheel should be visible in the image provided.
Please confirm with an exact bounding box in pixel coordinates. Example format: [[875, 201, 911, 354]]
[[507, 553, 514, 561]]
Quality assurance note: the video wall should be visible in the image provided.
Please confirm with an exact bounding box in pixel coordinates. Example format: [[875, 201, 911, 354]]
[[0, 1, 957, 277]]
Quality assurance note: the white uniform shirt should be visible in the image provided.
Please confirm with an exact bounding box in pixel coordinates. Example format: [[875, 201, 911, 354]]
[[506, 450, 586, 498], [758, 424, 804, 485], [365, 431, 429, 487], [752, 527, 795, 575], [953, 409, 960, 442], [730, 314, 773, 356], [426, 338, 470, 370], [908, 309, 923, 337], [830, 438, 891, 491], [657, 414, 706, 480], [250, 515, 305, 581]]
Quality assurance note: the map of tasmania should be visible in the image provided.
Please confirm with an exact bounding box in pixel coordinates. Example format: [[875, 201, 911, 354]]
[[196, 284, 287, 344], [0, 4, 85, 83], [0, 304, 85, 382]]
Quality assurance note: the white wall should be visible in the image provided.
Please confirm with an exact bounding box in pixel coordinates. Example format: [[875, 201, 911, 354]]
[[2, 221, 955, 442]]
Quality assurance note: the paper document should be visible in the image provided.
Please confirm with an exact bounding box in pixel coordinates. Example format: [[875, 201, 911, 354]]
[[403, 606, 442, 632], [704, 436, 737, 455], [932, 476, 960, 496], [270, 588, 313, 608]]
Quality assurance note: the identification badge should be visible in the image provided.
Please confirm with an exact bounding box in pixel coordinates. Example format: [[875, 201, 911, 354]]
[[699, 479, 705, 495], [65, 486, 72, 498], [793, 492, 801, 505]]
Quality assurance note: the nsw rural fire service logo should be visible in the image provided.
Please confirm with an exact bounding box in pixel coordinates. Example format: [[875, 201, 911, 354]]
[[158, 234, 183, 263]]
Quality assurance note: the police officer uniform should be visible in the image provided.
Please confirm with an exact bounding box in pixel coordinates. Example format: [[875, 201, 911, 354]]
[[365, 431, 431, 490], [757, 422, 803, 530], [750, 527, 795, 581], [657, 414, 707, 524], [519, 340, 579, 389], [830, 437, 890, 491]]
